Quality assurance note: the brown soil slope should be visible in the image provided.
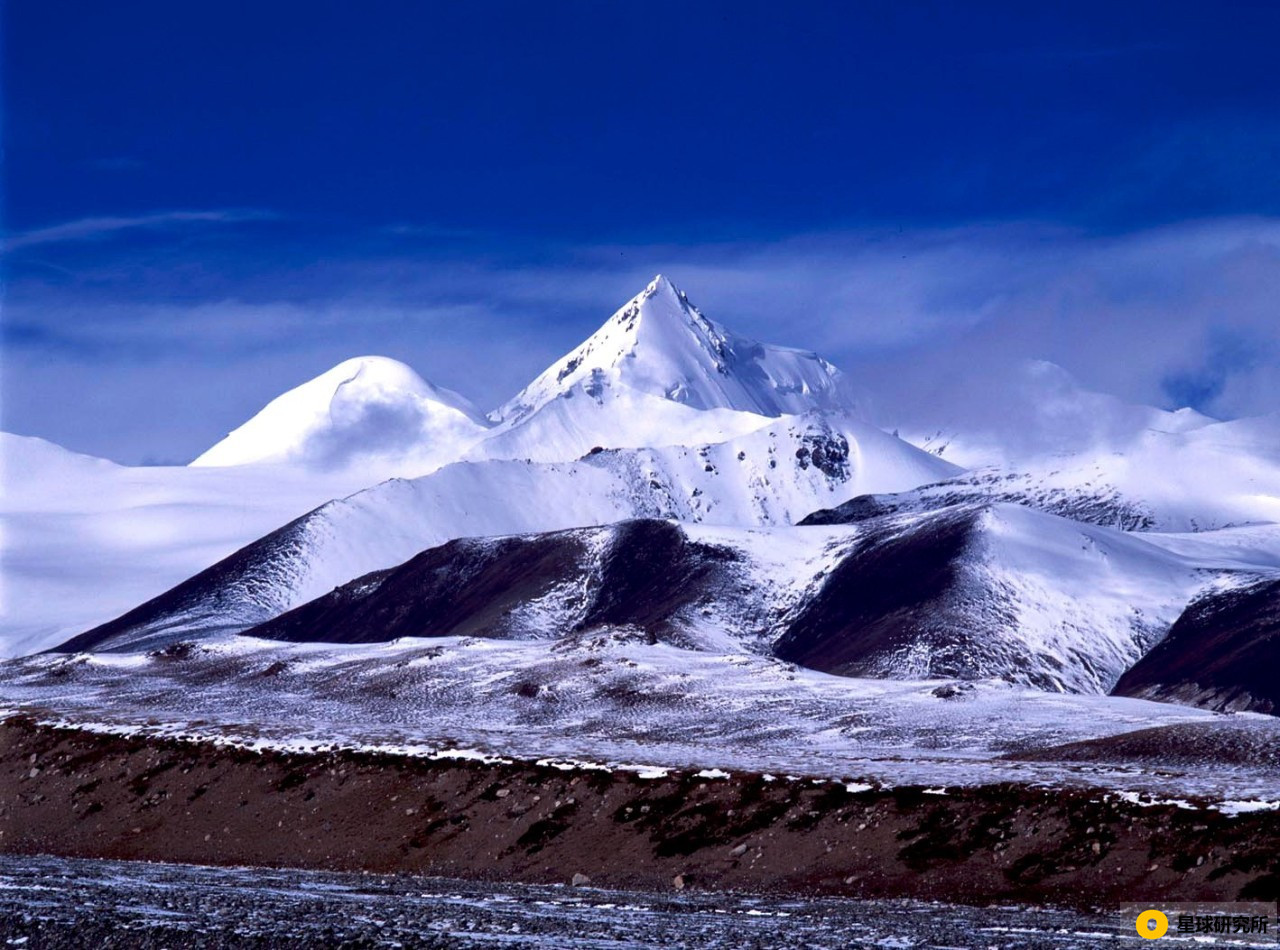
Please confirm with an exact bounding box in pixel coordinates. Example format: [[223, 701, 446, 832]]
[[2, 716, 1277, 906]]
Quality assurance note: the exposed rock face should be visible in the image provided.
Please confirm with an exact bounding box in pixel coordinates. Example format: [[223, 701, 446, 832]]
[[1112, 578, 1280, 714], [801, 472, 1156, 532], [795, 433, 850, 480]]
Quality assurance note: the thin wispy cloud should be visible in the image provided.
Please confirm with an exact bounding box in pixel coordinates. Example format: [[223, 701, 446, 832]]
[[5, 209, 276, 251]]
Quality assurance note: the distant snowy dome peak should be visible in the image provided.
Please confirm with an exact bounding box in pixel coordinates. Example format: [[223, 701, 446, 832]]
[[496, 273, 858, 427], [898, 358, 1220, 469], [191, 356, 490, 472]]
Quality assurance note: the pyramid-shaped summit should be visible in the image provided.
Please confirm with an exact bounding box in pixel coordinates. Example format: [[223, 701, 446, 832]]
[[496, 274, 858, 425]]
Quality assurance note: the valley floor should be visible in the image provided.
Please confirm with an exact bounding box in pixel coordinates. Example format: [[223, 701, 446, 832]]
[[5, 633, 1280, 945]]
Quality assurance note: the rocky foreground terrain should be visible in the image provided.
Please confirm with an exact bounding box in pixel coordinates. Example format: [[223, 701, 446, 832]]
[[9, 853, 1259, 950]]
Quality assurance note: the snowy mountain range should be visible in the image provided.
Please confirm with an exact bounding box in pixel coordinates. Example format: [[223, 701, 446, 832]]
[[5, 275, 1280, 714], [190, 275, 865, 474]]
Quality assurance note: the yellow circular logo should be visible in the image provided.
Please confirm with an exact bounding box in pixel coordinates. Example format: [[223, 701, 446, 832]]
[[1136, 909, 1169, 939]]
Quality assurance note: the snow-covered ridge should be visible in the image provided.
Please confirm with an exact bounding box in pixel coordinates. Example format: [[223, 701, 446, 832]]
[[238, 500, 1245, 695], [813, 408, 1280, 535], [56, 414, 958, 654]]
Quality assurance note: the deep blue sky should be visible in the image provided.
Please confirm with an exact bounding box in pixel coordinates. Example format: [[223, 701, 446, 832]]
[[6, 1, 1280, 462]]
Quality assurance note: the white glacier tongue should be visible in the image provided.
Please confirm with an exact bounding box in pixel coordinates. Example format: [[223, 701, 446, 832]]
[[191, 356, 491, 474], [495, 274, 858, 426]]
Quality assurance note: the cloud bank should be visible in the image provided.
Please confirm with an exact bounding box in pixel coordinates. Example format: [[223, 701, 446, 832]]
[[3, 213, 1278, 463]]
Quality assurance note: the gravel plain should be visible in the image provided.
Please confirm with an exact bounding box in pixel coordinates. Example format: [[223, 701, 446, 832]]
[[6, 854, 1272, 949]]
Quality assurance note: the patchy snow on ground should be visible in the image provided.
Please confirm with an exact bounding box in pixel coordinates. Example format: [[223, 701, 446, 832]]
[[5, 634, 1278, 803]]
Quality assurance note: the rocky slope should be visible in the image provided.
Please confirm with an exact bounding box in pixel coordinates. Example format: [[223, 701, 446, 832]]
[[1112, 577, 1280, 713]]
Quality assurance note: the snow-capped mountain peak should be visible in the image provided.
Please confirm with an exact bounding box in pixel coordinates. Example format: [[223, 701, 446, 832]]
[[191, 356, 490, 473], [494, 274, 857, 427]]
